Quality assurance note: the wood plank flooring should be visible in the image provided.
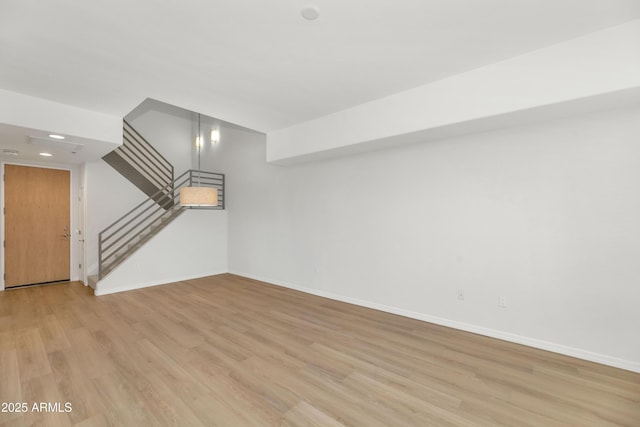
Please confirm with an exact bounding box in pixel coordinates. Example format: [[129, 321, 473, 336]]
[[0, 274, 638, 426]]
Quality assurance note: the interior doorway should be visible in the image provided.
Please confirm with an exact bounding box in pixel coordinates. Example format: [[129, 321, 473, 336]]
[[4, 164, 71, 287]]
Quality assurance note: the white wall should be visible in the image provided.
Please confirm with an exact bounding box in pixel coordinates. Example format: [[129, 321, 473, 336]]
[[0, 88, 121, 146], [218, 106, 640, 372], [84, 160, 148, 275], [268, 19, 640, 164], [95, 209, 227, 295]]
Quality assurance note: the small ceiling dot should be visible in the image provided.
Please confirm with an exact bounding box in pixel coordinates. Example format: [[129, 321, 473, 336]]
[[301, 5, 320, 21]]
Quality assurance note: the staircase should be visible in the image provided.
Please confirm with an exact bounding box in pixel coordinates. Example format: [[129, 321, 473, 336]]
[[96, 169, 224, 280], [91, 120, 225, 285], [103, 120, 174, 208]]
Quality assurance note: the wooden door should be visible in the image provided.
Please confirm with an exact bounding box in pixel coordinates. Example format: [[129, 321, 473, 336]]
[[4, 165, 70, 287]]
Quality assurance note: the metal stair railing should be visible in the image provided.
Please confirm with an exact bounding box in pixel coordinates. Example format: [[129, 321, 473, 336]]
[[98, 169, 225, 280], [119, 120, 174, 203]]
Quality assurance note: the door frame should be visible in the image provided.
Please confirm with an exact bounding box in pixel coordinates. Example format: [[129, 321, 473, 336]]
[[1, 161, 79, 291], [78, 182, 87, 285]]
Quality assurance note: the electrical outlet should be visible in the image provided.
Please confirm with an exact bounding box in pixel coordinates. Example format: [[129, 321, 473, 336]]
[[498, 296, 507, 308], [457, 289, 464, 301]]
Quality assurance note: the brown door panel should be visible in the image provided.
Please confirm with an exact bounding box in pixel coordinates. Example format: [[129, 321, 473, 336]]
[[4, 165, 70, 287]]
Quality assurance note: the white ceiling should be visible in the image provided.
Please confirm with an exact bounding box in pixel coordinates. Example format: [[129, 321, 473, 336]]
[[0, 0, 639, 148], [0, 123, 119, 164]]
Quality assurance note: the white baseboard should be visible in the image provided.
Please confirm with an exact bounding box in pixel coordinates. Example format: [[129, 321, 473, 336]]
[[231, 270, 640, 374], [94, 271, 227, 296]]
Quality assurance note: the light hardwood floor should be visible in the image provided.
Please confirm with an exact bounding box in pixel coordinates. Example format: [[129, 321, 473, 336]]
[[0, 274, 638, 426]]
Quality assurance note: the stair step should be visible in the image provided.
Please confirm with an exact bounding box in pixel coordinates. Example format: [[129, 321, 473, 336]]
[[87, 274, 99, 289]]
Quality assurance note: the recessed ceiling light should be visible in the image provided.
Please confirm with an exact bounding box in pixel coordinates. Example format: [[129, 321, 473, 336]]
[[301, 5, 320, 21], [39, 152, 53, 157], [49, 134, 65, 140]]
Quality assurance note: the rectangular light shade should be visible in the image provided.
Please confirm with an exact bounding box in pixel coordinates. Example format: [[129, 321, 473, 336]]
[[179, 186, 219, 207]]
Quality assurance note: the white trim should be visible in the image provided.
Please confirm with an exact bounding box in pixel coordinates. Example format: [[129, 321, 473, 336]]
[[231, 270, 640, 374], [78, 182, 87, 285], [94, 270, 228, 296]]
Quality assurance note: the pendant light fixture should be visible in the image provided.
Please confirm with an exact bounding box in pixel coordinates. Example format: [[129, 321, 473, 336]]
[[179, 113, 219, 207]]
